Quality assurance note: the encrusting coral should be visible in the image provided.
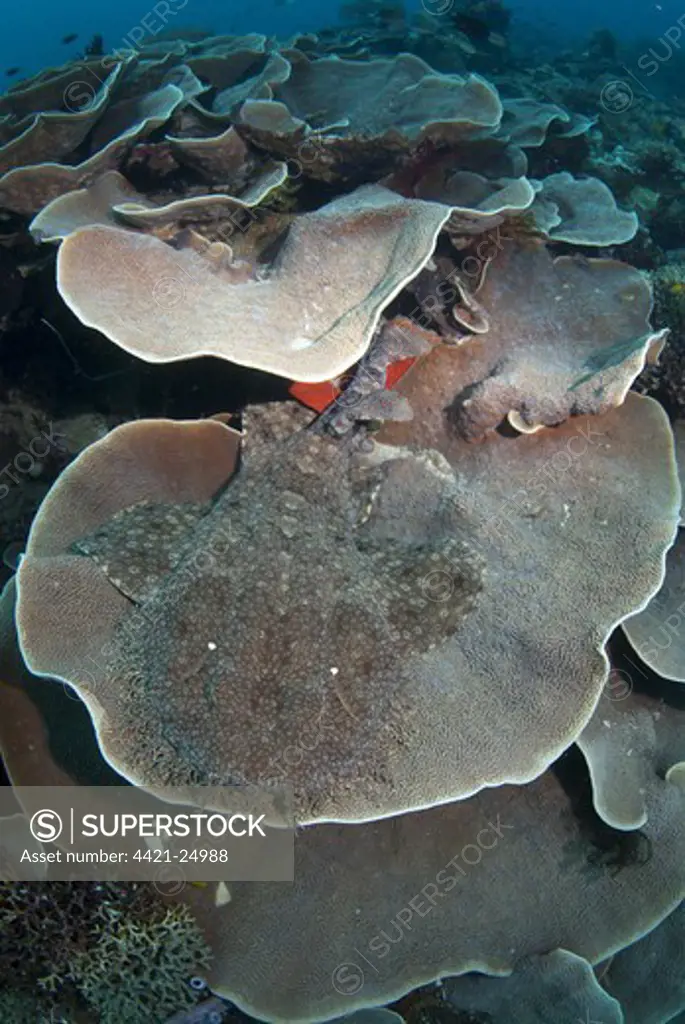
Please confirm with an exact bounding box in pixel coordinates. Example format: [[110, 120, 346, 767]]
[[443, 949, 624, 1023], [185, 755, 683, 1020], [53, 184, 455, 382], [1, 591, 684, 1024], [0, 81, 184, 215], [622, 531, 685, 683], [235, 50, 502, 180], [29, 165, 289, 242], [398, 239, 666, 438], [601, 899, 685, 1022], [577, 676, 685, 832], [14, 394, 680, 825], [529, 171, 639, 245], [621, 418, 685, 682], [0, 64, 126, 176]]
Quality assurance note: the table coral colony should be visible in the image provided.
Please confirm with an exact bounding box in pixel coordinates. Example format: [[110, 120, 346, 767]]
[[0, 9, 684, 1024]]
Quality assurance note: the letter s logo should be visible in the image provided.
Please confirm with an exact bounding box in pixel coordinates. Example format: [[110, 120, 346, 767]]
[[29, 810, 63, 843]]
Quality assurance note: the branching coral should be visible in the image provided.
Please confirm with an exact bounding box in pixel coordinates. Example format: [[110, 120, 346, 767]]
[[69, 901, 212, 1024], [0, 989, 56, 1024], [0, 880, 210, 1023]]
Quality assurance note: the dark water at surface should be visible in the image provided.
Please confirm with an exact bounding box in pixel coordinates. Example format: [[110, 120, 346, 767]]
[[1, 0, 682, 83]]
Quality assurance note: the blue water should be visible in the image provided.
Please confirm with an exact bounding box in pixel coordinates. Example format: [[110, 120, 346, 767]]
[[0, 0, 679, 82]]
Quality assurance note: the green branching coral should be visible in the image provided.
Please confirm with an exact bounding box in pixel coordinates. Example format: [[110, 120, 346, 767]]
[[0, 881, 211, 1023], [70, 902, 212, 1024], [0, 988, 60, 1024]]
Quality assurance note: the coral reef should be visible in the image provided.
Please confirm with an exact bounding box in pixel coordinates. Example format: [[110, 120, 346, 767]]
[[1, 11, 685, 1024], [444, 949, 624, 1023], [15, 396, 678, 824], [70, 902, 212, 1024], [0, 880, 211, 1022]]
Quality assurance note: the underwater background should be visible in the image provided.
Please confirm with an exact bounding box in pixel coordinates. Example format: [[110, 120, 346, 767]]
[[1, 0, 685, 1021], [1, 0, 681, 85]]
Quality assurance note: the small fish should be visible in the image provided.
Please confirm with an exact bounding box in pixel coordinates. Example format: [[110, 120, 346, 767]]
[[84, 33, 104, 57], [488, 31, 507, 47], [454, 31, 477, 54], [61, 32, 79, 44], [5, 67, 21, 77]]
